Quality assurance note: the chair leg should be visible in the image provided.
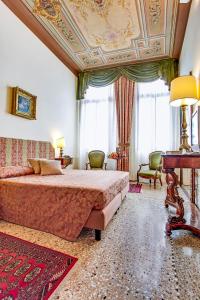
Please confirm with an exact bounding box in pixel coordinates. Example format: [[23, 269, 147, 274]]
[[159, 178, 162, 186], [154, 177, 156, 189], [137, 173, 139, 184]]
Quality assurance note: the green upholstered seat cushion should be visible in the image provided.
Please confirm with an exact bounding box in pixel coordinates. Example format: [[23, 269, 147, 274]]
[[138, 169, 161, 178]]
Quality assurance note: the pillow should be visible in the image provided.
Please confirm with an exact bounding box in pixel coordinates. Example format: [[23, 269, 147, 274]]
[[0, 166, 34, 179], [40, 160, 63, 176], [28, 158, 43, 174]]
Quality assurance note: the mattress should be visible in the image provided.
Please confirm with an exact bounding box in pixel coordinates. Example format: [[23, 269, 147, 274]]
[[0, 170, 129, 241]]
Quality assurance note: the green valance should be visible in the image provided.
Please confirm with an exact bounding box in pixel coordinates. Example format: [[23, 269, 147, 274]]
[[76, 58, 178, 100]]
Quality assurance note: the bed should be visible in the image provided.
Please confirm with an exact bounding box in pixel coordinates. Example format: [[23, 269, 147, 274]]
[[0, 137, 129, 241]]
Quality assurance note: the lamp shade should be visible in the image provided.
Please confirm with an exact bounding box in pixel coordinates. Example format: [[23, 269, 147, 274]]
[[196, 78, 200, 105], [56, 137, 65, 148], [170, 75, 198, 107]]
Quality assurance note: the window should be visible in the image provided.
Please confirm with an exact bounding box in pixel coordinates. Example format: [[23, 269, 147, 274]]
[[78, 85, 116, 169], [130, 79, 179, 179], [137, 79, 171, 160]]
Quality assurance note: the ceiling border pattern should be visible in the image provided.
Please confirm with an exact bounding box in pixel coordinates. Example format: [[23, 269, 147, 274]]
[[1, 0, 191, 74]]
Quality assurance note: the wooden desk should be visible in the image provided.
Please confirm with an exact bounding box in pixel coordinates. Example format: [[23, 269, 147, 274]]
[[162, 153, 200, 237]]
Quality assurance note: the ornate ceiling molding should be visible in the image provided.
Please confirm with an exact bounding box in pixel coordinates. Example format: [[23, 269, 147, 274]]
[[33, 0, 61, 21], [1, 0, 191, 75]]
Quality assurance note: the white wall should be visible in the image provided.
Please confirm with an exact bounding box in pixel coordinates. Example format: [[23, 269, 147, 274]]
[[179, 0, 200, 77], [0, 1, 77, 157], [179, 0, 200, 185]]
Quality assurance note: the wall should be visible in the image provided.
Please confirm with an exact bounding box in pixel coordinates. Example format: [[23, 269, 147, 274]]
[[179, 0, 200, 77], [0, 1, 77, 157], [179, 0, 200, 185]]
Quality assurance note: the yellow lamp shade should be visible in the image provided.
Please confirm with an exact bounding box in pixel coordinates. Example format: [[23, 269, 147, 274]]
[[56, 137, 65, 149], [170, 75, 198, 107], [196, 78, 200, 105]]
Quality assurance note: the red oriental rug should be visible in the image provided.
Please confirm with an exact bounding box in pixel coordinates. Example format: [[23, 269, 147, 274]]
[[129, 183, 142, 193], [0, 232, 78, 300]]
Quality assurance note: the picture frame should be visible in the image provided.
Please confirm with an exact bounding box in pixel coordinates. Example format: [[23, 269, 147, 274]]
[[12, 87, 37, 120]]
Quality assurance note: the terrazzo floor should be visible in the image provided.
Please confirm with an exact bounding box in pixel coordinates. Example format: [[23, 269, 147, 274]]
[[1, 185, 200, 299]]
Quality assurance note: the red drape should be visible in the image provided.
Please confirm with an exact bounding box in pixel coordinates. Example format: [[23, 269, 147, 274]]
[[115, 77, 134, 171]]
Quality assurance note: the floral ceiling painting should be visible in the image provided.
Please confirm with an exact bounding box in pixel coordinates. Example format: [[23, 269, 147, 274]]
[[66, 0, 140, 51], [22, 0, 178, 70]]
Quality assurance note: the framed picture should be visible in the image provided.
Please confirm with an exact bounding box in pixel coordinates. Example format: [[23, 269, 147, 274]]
[[12, 87, 37, 120]]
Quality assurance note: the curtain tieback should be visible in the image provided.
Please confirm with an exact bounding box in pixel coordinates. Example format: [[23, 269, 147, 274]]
[[118, 143, 130, 148]]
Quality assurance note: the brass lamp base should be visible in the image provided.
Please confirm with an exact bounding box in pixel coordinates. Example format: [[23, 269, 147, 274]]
[[179, 142, 192, 152], [179, 105, 192, 152], [59, 147, 63, 158]]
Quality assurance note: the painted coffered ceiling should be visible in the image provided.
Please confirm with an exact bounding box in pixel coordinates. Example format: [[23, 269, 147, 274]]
[[3, 0, 191, 74]]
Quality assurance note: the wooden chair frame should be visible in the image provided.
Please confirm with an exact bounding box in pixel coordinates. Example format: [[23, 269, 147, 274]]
[[137, 151, 163, 189]]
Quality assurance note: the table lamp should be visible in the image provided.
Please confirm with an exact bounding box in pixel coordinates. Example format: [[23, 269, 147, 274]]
[[56, 137, 65, 157], [197, 78, 200, 105], [170, 75, 198, 152]]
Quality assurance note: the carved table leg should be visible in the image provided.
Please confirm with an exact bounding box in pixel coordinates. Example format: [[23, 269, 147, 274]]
[[163, 168, 186, 234], [191, 168, 196, 204]]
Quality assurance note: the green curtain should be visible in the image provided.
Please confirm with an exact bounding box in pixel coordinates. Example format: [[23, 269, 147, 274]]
[[76, 58, 178, 100]]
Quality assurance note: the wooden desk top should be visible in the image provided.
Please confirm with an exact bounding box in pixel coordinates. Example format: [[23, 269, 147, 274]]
[[162, 152, 200, 158], [162, 152, 200, 169]]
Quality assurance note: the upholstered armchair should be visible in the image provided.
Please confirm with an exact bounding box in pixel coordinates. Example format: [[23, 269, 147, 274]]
[[137, 151, 164, 189], [86, 150, 107, 170]]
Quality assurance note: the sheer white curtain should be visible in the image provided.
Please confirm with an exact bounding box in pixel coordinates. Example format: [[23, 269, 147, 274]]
[[130, 79, 180, 180], [78, 85, 117, 169]]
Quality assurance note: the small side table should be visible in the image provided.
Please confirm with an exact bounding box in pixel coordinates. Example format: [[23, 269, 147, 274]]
[[55, 156, 73, 169]]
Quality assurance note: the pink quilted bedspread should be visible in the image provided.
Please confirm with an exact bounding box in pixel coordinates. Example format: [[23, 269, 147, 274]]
[[0, 170, 129, 241]]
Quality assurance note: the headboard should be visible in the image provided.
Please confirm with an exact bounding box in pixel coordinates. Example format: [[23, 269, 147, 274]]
[[0, 137, 55, 167]]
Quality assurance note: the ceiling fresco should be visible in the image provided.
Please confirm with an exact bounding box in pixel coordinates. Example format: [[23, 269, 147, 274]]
[[22, 0, 178, 70]]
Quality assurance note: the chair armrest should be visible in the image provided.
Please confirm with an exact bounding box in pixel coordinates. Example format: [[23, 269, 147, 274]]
[[104, 162, 107, 170], [137, 163, 149, 173], [86, 162, 90, 170]]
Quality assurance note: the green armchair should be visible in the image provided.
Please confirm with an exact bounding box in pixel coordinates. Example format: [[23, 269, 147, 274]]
[[137, 151, 164, 189], [86, 150, 107, 170]]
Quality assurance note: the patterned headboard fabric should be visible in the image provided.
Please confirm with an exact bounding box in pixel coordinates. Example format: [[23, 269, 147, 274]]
[[0, 137, 55, 167]]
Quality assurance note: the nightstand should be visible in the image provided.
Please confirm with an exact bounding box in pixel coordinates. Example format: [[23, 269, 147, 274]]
[[55, 156, 73, 168]]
